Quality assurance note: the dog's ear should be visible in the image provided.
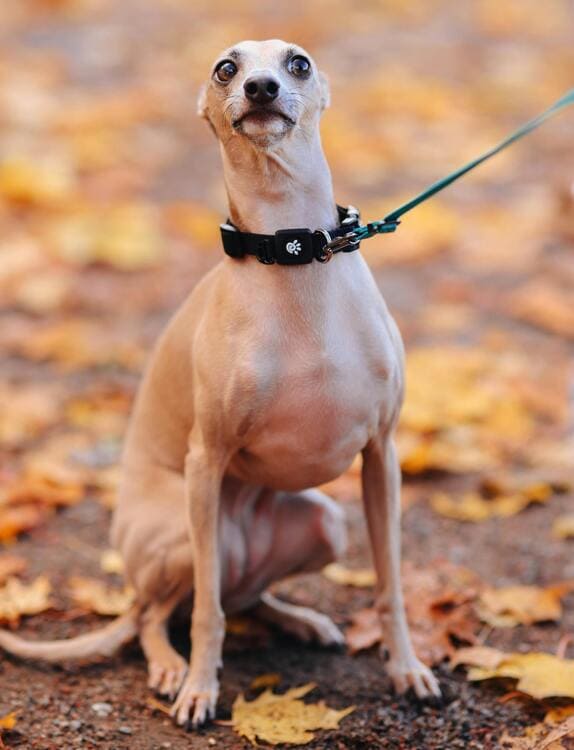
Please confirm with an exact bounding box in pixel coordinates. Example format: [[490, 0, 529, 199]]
[[197, 84, 209, 120], [319, 72, 331, 111]]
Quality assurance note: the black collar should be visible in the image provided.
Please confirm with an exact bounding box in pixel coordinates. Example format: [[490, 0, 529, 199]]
[[220, 205, 361, 265]]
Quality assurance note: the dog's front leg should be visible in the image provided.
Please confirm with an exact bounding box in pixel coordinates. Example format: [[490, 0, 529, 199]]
[[171, 438, 226, 728], [361, 435, 440, 698]]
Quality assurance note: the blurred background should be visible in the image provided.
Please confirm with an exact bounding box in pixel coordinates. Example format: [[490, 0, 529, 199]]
[[0, 1, 573, 748]]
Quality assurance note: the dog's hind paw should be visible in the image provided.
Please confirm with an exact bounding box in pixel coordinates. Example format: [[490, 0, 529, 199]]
[[170, 673, 219, 728], [148, 655, 188, 700]]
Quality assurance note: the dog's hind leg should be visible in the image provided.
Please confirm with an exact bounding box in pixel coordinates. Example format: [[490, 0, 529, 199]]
[[141, 592, 189, 699], [252, 488, 347, 646]]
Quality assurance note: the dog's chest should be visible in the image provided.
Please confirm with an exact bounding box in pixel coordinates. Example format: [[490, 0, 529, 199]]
[[230, 328, 397, 489]]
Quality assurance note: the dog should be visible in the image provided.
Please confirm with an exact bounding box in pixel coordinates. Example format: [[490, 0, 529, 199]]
[[0, 39, 440, 728]]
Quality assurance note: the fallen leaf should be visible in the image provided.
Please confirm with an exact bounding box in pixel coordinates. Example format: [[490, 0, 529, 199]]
[[68, 577, 135, 616], [346, 560, 481, 664], [231, 683, 354, 745], [0, 555, 27, 585], [0, 577, 52, 625], [0, 504, 50, 543], [553, 515, 574, 540], [100, 549, 125, 575], [322, 563, 376, 588], [478, 583, 574, 627], [429, 490, 547, 523], [0, 710, 17, 748], [500, 713, 574, 749], [452, 647, 574, 699], [0, 712, 17, 731], [0, 154, 74, 207], [251, 673, 281, 690], [1, 471, 84, 508]]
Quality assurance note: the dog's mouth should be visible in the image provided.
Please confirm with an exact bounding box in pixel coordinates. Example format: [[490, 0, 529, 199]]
[[232, 108, 296, 130]]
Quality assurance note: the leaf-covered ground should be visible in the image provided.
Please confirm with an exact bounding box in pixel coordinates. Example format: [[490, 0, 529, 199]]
[[1, 1, 573, 748]]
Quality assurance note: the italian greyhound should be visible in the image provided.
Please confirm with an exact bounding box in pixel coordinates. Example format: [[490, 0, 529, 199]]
[[0, 39, 440, 728]]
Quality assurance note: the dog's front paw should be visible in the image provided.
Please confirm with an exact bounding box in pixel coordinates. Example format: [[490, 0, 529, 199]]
[[170, 673, 219, 728], [386, 653, 441, 699]]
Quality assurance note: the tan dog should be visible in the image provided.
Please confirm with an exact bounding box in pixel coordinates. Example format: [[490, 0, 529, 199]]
[[0, 39, 439, 728]]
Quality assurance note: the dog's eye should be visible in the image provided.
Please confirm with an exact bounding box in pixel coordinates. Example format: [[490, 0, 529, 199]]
[[288, 55, 311, 78], [214, 60, 237, 83]]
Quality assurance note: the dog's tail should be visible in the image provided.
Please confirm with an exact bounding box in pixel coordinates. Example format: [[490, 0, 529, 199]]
[[0, 606, 139, 663]]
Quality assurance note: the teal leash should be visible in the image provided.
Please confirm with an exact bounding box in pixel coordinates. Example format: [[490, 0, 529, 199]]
[[334, 88, 574, 249]]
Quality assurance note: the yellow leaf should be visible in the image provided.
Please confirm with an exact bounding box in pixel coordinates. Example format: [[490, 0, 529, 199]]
[[47, 203, 164, 270], [478, 583, 574, 627], [322, 563, 376, 588], [0, 577, 52, 625], [0, 555, 27, 586], [232, 683, 354, 745], [430, 491, 531, 522], [68, 577, 135, 616], [0, 155, 74, 207], [100, 550, 125, 575], [452, 647, 574, 699], [553, 515, 574, 540], [0, 711, 17, 731]]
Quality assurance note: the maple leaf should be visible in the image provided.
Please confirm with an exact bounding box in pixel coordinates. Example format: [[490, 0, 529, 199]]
[[477, 583, 574, 627], [0, 577, 52, 625], [346, 560, 481, 665], [68, 577, 135, 616], [231, 683, 354, 745], [452, 647, 574, 699]]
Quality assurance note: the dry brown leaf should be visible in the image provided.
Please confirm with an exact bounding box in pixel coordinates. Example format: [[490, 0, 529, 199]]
[[0, 504, 50, 543], [68, 577, 135, 616], [322, 563, 376, 588], [501, 715, 574, 749], [452, 647, 574, 699], [231, 683, 354, 745], [0, 555, 27, 585], [478, 583, 574, 627], [250, 673, 281, 690], [553, 515, 574, 540], [346, 561, 481, 664], [0, 577, 52, 625]]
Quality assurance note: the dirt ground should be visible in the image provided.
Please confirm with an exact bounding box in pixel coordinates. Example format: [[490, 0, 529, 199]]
[[1, 1, 573, 749]]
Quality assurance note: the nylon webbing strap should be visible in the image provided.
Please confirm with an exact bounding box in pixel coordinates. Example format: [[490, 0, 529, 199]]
[[355, 88, 574, 242]]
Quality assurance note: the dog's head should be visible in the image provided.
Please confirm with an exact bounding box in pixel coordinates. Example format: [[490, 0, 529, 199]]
[[198, 39, 330, 149]]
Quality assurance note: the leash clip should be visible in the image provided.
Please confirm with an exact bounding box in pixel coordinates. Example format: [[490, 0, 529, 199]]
[[324, 230, 361, 254]]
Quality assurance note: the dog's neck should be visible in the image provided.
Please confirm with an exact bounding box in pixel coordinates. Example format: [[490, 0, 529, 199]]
[[220, 129, 338, 235]]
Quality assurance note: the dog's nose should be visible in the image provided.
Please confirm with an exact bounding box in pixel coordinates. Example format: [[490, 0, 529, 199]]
[[243, 75, 280, 104]]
